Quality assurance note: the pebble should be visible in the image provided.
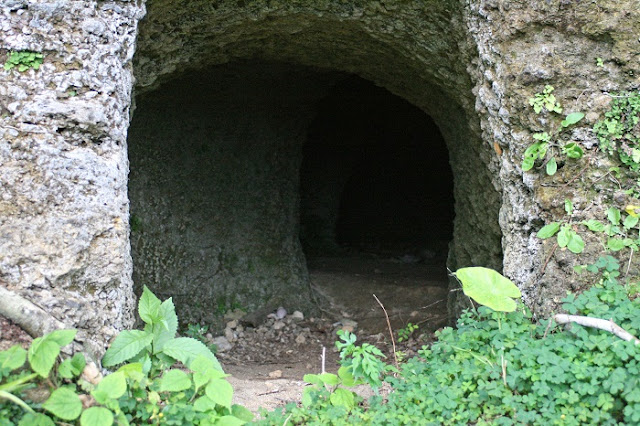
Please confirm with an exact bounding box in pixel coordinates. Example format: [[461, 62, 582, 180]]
[[226, 320, 238, 329], [276, 307, 287, 319], [268, 370, 282, 379], [295, 334, 306, 344], [273, 320, 286, 330], [211, 336, 232, 352], [291, 311, 304, 321]]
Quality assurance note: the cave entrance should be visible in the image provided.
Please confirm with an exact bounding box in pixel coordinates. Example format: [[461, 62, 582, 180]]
[[299, 76, 453, 333]]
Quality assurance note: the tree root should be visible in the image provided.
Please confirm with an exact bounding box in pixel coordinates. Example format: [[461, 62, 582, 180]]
[[553, 314, 640, 345]]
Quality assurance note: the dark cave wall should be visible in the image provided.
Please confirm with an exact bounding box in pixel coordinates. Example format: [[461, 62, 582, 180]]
[[127, 64, 341, 324]]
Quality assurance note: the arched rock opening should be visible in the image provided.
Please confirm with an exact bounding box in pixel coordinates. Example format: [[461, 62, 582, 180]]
[[129, 1, 504, 327], [300, 77, 454, 258]]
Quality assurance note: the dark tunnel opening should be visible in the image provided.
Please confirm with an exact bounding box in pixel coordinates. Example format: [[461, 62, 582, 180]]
[[299, 77, 454, 261]]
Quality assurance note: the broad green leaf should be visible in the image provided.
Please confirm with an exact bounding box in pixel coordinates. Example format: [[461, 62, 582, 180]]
[[557, 226, 571, 248], [161, 337, 222, 371], [93, 371, 126, 400], [561, 112, 585, 127], [522, 156, 535, 171], [567, 233, 585, 254], [302, 387, 313, 407], [159, 369, 192, 392], [193, 395, 217, 412], [192, 355, 226, 390], [139, 286, 162, 324], [116, 362, 144, 382], [0, 345, 27, 372], [232, 404, 254, 422], [338, 366, 357, 387], [537, 222, 561, 239], [563, 142, 584, 159], [546, 157, 557, 175], [46, 330, 77, 347], [42, 388, 82, 421], [607, 207, 621, 225], [607, 238, 626, 251], [17, 413, 55, 426], [29, 337, 61, 378], [624, 215, 639, 230], [59, 353, 85, 379], [102, 330, 153, 367], [454, 267, 521, 312], [205, 378, 233, 408], [317, 373, 340, 386], [217, 416, 246, 426], [330, 388, 356, 409], [582, 220, 605, 232], [303, 373, 322, 386], [151, 298, 178, 352], [80, 407, 114, 426]]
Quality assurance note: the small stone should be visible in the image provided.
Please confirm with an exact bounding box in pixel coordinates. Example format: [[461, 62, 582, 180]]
[[226, 320, 238, 329], [276, 307, 287, 319], [81, 362, 102, 385], [273, 320, 286, 330], [211, 336, 232, 352], [291, 311, 304, 321], [224, 309, 246, 321], [295, 334, 306, 344], [224, 327, 236, 342], [268, 370, 282, 379]]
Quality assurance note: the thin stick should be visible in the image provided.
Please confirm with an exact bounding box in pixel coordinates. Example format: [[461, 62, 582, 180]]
[[553, 314, 640, 344], [540, 242, 558, 275], [501, 353, 507, 386], [625, 248, 634, 277], [321, 346, 326, 374], [373, 294, 399, 371]]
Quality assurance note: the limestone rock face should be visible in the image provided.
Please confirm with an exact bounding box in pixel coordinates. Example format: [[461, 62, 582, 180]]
[[1, 0, 639, 353], [0, 1, 145, 357]]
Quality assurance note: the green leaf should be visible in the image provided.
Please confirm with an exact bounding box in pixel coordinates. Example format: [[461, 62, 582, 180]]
[[138, 286, 162, 324], [454, 267, 521, 312], [582, 220, 605, 232], [546, 157, 557, 175], [557, 226, 571, 247], [217, 416, 246, 426], [561, 112, 585, 127], [0, 345, 27, 372], [193, 395, 217, 412], [46, 330, 77, 347], [205, 378, 233, 408], [102, 330, 153, 367], [607, 207, 621, 225], [564, 199, 574, 215], [563, 142, 584, 159], [158, 369, 192, 392], [607, 238, 626, 251], [330, 388, 356, 409], [148, 297, 178, 353], [17, 413, 55, 426], [317, 373, 340, 386], [338, 366, 357, 387], [232, 404, 254, 422], [522, 156, 535, 171], [42, 388, 82, 421], [161, 337, 223, 371], [567, 233, 585, 254], [93, 371, 126, 401], [192, 355, 226, 391], [59, 353, 86, 379], [29, 337, 61, 378], [623, 215, 639, 230], [80, 407, 114, 426], [537, 222, 561, 239]]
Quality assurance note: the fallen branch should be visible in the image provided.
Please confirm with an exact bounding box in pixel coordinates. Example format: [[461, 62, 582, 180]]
[[553, 314, 640, 345], [0, 284, 67, 338]]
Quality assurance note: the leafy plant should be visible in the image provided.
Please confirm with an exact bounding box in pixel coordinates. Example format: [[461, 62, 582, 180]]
[[335, 330, 392, 391], [454, 266, 522, 313], [523, 86, 585, 174], [0, 286, 252, 425], [594, 91, 640, 173], [397, 323, 418, 343], [4, 50, 44, 72], [537, 198, 586, 254], [184, 323, 217, 354]]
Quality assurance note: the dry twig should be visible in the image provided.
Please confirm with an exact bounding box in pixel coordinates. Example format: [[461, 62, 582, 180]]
[[373, 294, 399, 371], [553, 314, 640, 344]]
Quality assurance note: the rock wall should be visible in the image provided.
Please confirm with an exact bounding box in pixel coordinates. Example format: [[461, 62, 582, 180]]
[[2, 0, 638, 353], [0, 1, 145, 357]]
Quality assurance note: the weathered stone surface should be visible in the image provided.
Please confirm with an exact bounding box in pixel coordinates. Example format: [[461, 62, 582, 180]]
[[0, 0, 145, 358]]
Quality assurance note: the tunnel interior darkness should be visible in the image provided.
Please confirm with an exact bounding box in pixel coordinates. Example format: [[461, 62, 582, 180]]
[[299, 77, 454, 258]]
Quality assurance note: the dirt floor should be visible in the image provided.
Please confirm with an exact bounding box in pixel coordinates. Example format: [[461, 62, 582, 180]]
[[0, 249, 450, 418]]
